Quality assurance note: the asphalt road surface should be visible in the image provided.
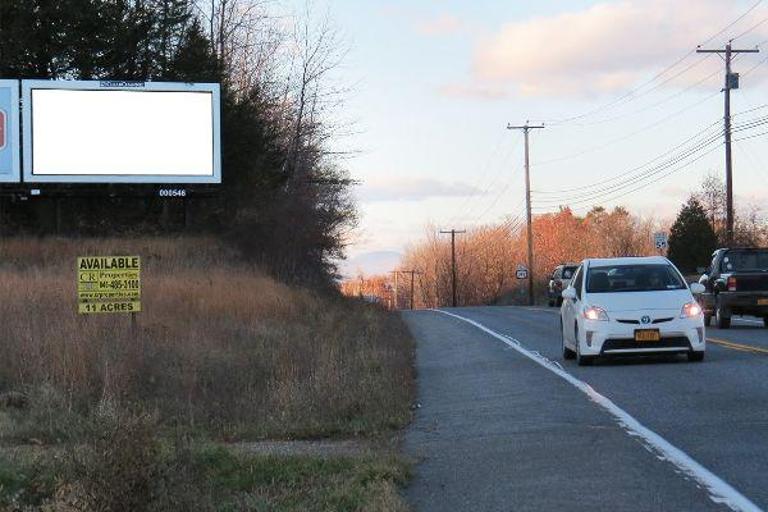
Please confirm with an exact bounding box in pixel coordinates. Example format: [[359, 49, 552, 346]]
[[403, 307, 768, 512]]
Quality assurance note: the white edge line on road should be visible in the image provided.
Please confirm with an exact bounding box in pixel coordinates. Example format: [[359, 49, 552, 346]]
[[432, 309, 762, 512]]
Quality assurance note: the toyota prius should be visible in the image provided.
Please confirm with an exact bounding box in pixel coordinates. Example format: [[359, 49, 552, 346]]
[[560, 257, 706, 365]]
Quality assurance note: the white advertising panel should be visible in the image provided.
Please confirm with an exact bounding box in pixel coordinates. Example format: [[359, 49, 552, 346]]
[[22, 80, 221, 183]]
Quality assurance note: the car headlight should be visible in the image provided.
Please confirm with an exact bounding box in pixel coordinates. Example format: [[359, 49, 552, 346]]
[[680, 301, 702, 318], [583, 306, 609, 321]]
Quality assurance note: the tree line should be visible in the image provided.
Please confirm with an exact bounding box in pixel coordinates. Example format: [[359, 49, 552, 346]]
[[347, 175, 768, 308], [0, 0, 355, 285]]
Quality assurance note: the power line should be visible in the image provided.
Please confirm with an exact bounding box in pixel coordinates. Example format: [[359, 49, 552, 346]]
[[534, 131, 724, 204], [532, 127, 726, 206], [533, 118, 724, 195], [536, 89, 721, 167], [540, 0, 764, 127], [448, 133, 518, 224], [533, 142, 724, 214]]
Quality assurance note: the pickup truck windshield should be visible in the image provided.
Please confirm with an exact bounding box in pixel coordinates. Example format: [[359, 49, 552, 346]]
[[721, 250, 768, 272], [587, 264, 686, 293]]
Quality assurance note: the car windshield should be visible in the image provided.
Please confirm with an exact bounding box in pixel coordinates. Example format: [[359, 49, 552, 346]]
[[721, 250, 768, 272], [562, 266, 577, 279], [586, 264, 686, 293]]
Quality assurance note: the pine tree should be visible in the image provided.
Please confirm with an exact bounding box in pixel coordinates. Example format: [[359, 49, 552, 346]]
[[668, 197, 719, 274]]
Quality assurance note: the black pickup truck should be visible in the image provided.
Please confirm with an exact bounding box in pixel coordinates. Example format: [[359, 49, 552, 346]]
[[697, 248, 768, 328]]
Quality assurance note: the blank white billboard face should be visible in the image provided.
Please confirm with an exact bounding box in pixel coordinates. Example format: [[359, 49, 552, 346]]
[[22, 81, 221, 183]]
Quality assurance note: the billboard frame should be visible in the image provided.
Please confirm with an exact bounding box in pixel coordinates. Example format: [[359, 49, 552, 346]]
[[0, 79, 21, 183], [21, 80, 221, 184]]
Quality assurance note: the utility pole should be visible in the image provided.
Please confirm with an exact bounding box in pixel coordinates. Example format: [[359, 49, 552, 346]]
[[389, 270, 399, 310], [697, 41, 759, 244], [390, 270, 421, 309], [401, 270, 420, 310], [439, 229, 465, 307], [507, 122, 544, 306]]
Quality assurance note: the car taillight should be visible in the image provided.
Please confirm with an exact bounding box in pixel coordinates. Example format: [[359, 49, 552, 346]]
[[727, 276, 737, 291], [555, 281, 562, 289]]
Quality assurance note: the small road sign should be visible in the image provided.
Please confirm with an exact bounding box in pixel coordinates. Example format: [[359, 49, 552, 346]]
[[653, 232, 668, 251], [77, 256, 141, 314], [516, 266, 529, 280]]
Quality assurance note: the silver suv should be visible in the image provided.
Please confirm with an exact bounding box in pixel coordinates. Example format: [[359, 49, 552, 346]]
[[548, 264, 578, 307]]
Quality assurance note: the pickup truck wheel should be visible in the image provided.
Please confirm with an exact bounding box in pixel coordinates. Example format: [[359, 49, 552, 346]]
[[703, 314, 712, 327], [764, 316, 768, 328], [688, 351, 705, 362], [715, 301, 731, 329]]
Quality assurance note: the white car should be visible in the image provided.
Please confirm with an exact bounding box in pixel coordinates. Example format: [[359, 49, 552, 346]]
[[560, 256, 706, 365]]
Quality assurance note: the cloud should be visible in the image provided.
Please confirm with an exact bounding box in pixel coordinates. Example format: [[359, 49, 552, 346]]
[[418, 14, 463, 36], [358, 177, 482, 202], [470, 0, 768, 97], [437, 83, 509, 100]]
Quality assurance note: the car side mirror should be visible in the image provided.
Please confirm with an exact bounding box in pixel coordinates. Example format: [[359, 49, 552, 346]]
[[561, 288, 577, 301], [698, 274, 709, 285], [689, 283, 705, 295], [714, 279, 726, 292]]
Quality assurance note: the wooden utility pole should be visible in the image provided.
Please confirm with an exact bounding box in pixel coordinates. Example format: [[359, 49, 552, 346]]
[[389, 270, 399, 309], [697, 42, 759, 243], [402, 270, 419, 310], [439, 229, 465, 307], [390, 270, 421, 309], [507, 122, 544, 306]]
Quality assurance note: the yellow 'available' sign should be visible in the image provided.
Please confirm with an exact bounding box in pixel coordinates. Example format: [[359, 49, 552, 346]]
[[77, 256, 141, 314]]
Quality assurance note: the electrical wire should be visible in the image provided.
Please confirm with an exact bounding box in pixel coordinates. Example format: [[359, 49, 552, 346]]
[[533, 129, 724, 205], [536, 89, 721, 167], [533, 118, 724, 194], [540, 0, 764, 127]]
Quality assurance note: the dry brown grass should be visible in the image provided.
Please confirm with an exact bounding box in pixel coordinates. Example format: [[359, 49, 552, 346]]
[[0, 237, 414, 443]]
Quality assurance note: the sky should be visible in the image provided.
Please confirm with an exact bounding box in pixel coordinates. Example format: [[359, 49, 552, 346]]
[[304, 0, 768, 276]]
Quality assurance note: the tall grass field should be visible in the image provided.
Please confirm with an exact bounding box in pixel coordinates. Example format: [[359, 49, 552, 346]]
[[0, 237, 415, 511]]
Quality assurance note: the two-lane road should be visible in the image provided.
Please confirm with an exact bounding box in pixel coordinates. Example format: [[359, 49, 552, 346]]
[[404, 307, 768, 511]]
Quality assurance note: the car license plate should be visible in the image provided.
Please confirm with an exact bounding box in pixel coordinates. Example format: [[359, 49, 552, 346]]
[[758, 298, 768, 306], [634, 329, 660, 342]]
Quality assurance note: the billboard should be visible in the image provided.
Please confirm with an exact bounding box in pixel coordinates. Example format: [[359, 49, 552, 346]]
[[22, 80, 221, 184], [0, 80, 20, 183]]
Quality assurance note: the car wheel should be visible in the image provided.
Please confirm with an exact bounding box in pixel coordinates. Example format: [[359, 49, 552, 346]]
[[763, 316, 768, 328], [575, 325, 594, 366], [562, 318, 575, 360], [715, 300, 731, 329], [703, 314, 712, 327], [556, 297, 563, 307], [688, 351, 705, 362]]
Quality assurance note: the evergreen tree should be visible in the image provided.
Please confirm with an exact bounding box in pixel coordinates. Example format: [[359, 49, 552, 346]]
[[668, 197, 718, 274]]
